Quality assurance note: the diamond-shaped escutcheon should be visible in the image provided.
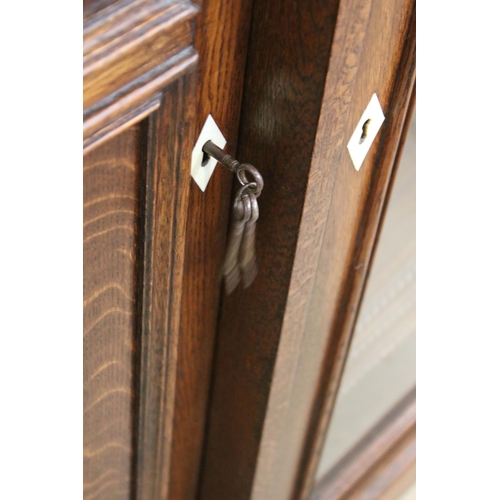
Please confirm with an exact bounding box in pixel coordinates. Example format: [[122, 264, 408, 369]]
[[191, 114, 227, 192]]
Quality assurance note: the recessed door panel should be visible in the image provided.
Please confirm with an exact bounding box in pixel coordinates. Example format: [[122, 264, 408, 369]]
[[84, 125, 142, 500]]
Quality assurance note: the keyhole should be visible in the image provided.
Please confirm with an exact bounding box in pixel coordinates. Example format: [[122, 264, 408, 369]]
[[201, 151, 210, 167], [359, 119, 372, 144]]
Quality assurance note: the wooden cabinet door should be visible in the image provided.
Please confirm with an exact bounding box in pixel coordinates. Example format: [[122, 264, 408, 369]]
[[197, 1, 416, 499], [84, 0, 415, 499], [83, 3, 198, 497], [83, 1, 252, 499]]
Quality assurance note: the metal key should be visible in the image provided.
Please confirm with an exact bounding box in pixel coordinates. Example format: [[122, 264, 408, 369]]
[[201, 140, 264, 294], [222, 193, 251, 295], [239, 191, 259, 288]]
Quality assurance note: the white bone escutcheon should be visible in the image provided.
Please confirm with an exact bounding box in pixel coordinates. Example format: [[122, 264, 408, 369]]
[[191, 114, 227, 191], [347, 93, 385, 171]]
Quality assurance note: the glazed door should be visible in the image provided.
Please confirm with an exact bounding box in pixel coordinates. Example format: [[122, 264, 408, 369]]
[[83, 1, 253, 499]]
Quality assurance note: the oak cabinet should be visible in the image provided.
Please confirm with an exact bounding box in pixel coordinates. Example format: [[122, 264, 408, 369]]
[[83, 0, 416, 499]]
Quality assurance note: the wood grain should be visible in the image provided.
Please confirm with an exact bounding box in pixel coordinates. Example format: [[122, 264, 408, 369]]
[[169, 1, 255, 499], [134, 71, 197, 500], [199, 1, 416, 499], [84, 0, 204, 497], [199, 1, 342, 498], [296, 6, 416, 498], [311, 389, 416, 500], [316, 104, 416, 478], [83, 0, 198, 153], [84, 0, 201, 497], [83, 126, 142, 500], [83, 67, 198, 500], [84, 0, 117, 18], [83, 0, 196, 110], [83, 1, 415, 498]]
